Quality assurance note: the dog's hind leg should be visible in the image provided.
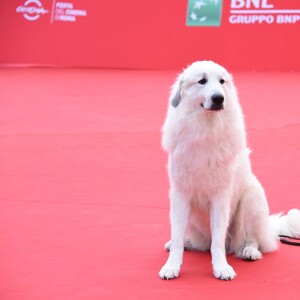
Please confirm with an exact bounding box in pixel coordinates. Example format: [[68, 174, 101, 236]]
[[164, 224, 211, 252], [164, 239, 199, 251], [234, 178, 277, 260], [186, 223, 211, 251], [236, 241, 262, 261]]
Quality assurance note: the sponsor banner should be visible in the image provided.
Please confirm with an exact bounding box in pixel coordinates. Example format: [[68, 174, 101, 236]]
[[187, 0, 300, 26], [16, 0, 87, 23], [1, 0, 299, 70]]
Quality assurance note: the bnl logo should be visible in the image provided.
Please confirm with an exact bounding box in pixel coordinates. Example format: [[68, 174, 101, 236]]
[[186, 0, 223, 26], [186, 0, 274, 26]]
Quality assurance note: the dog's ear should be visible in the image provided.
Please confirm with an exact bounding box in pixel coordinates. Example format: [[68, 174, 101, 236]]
[[170, 75, 183, 108], [226, 73, 234, 86], [226, 73, 237, 94]]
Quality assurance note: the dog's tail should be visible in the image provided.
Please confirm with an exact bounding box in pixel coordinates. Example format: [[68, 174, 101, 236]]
[[269, 209, 300, 238]]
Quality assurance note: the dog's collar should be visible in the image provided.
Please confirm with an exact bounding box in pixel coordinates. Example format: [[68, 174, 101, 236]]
[[279, 235, 300, 246]]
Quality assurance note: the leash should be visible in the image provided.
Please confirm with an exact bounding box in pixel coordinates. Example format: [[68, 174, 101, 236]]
[[279, 235, 300, 246]]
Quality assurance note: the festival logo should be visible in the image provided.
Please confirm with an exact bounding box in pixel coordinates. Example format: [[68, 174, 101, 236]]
[[16, 0, 49, 21], [52, 2, 87, 23], [16, 1, 87, 23]]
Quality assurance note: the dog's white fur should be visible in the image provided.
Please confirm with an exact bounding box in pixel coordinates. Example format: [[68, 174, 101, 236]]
[[159, 61, 300, 280]]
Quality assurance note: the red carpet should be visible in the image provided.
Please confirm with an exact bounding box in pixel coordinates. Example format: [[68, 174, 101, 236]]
[[0, 68, 299, 299]]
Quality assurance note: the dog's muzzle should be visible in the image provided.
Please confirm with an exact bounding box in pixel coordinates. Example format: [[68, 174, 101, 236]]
[[201, 93, 224, 111], [210, 93, 224, 111]]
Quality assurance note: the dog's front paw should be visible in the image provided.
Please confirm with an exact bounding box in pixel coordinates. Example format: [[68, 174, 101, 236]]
[[213, 264, 236, 280], [159, 263, 180, 280]]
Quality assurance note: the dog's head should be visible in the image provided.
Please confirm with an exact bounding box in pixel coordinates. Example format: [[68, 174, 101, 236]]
[[170, 61, 236, 112]]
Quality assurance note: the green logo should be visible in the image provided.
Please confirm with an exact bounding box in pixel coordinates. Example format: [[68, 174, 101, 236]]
[[186, 0, 223, 27]]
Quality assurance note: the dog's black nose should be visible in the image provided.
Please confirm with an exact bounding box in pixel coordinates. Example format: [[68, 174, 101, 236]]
[[211, 94, 224, 105]]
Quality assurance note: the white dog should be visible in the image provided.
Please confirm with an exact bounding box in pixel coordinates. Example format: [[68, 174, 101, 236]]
[[159, 61, 300, 280]]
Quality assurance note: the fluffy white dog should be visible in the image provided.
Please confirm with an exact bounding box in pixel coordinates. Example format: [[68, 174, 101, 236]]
[[159, 61, 300, 280]]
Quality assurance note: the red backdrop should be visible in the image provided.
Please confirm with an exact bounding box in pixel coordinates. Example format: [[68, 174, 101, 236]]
[[0, 0, 299, 71]]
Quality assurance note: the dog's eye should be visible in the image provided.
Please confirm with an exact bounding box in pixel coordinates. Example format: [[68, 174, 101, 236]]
[[220, 79, 225, 84], [198, 78, 207, 85]]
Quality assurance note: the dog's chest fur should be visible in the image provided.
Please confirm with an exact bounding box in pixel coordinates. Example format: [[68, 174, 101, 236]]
[[166, 113, 244, 196]]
